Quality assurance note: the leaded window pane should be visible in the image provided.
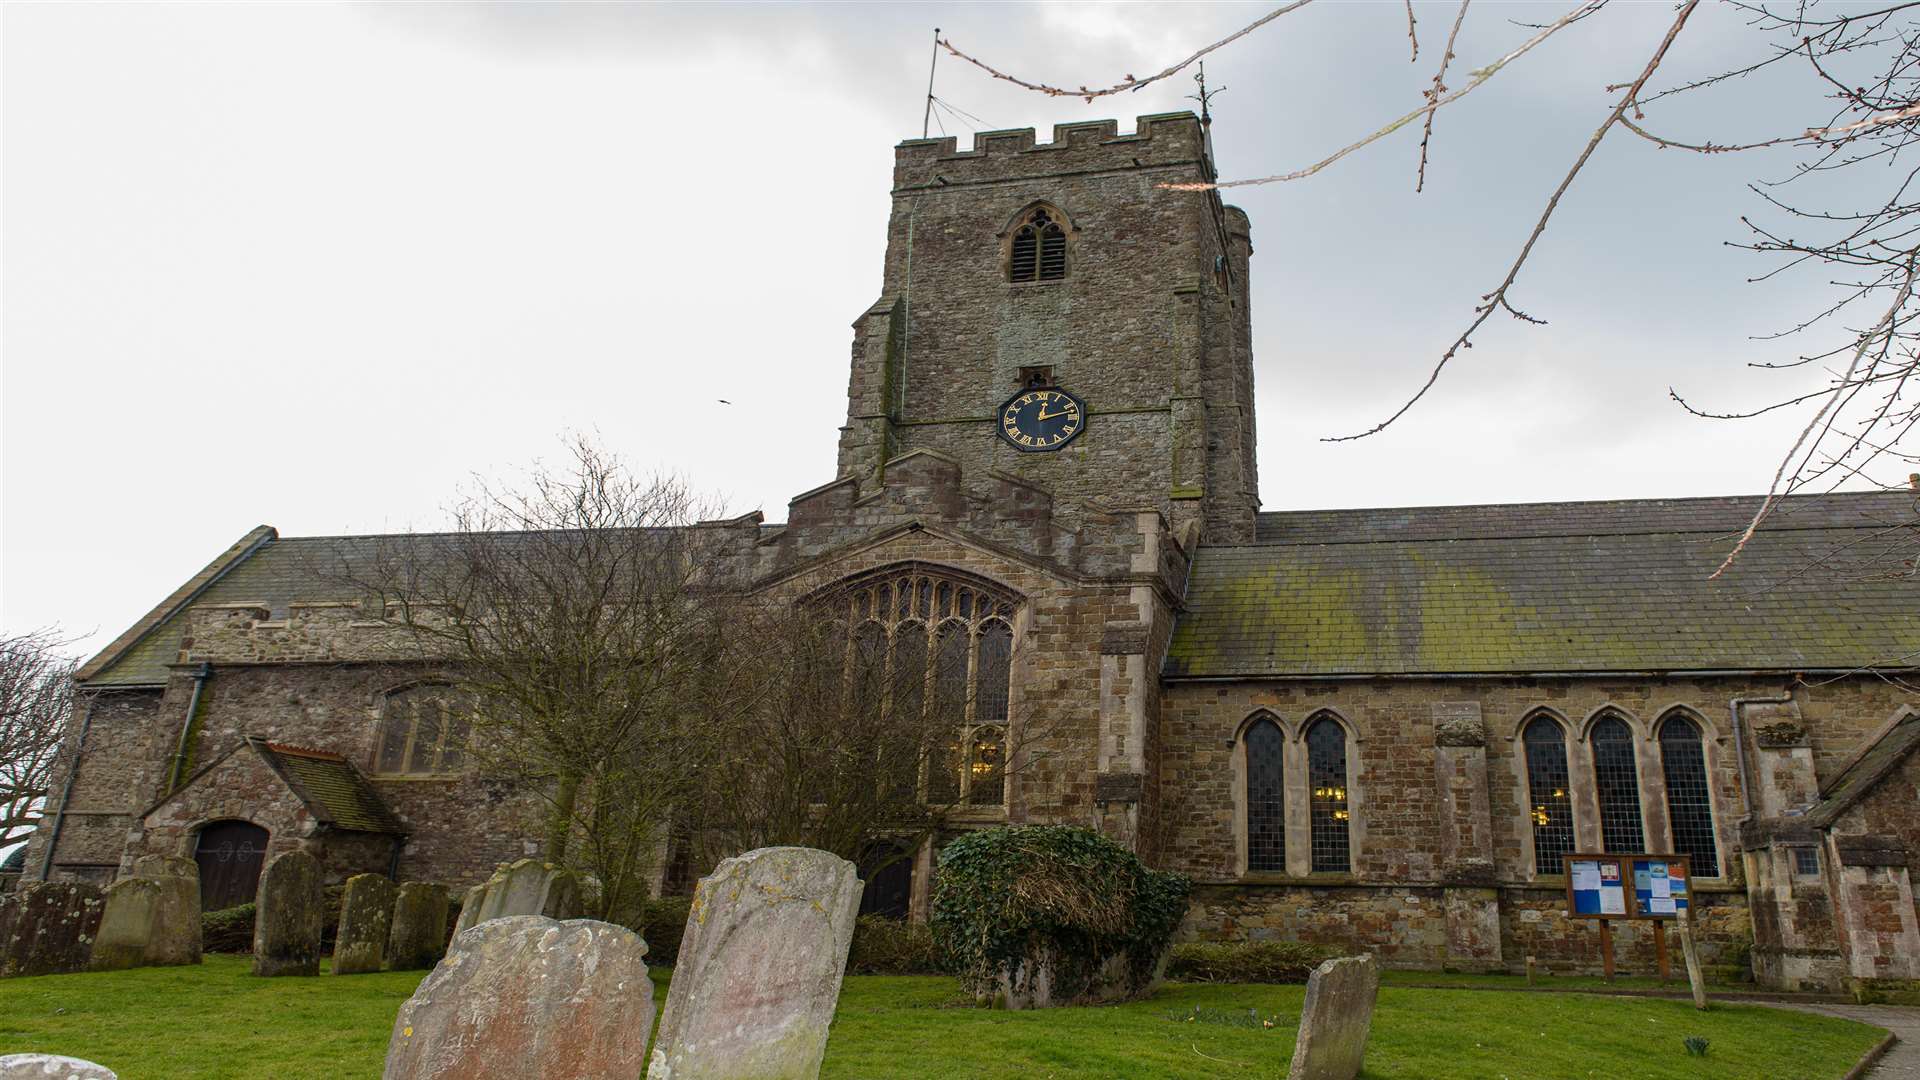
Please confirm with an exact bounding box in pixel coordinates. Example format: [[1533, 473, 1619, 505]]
[[1306, 717, 1350, 873], [969, 727, 1005, 806], [1659, 716, 1718, 876], [1245, 718, 1286, 872], [927, 623, 969, 803], [1523, 717, 1576, 875], [1591, 717, 1646, 853]]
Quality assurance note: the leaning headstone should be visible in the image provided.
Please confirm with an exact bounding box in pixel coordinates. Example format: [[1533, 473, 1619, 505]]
[[1285, 954, 1380, 1080], [332, 874, 397, 975], [453, 860, 579, 936], [383, 916, 652, 1080], [647, 846, 861, 1080], [131, 855, 197, 882], [0, 1053, 118, 1078], [0, 882, 105, 978], [89, 878, 163, 971], [387, 883, 450, 971], [252, 850, 324, 977]]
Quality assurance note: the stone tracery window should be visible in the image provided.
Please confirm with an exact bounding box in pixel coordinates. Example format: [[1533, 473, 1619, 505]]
[[1009, 207, 1067, 283], [828, 566, 1017, 807], [1306, 714, 1351, 873], [375, 685, 471, 776], [1522, 715, 1577, 875], [1590, 714, 1647, 853], [1243, 716, 1286, 873], [1658, 713, 1719, 876]]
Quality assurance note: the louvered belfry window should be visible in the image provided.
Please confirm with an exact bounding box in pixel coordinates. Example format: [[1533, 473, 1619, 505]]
[[1010, 208, 1067, 283]]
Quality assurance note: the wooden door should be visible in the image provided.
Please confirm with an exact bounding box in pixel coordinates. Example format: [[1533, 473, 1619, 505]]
[[857, 844, 913, 919], [194, 821, 269, 911]]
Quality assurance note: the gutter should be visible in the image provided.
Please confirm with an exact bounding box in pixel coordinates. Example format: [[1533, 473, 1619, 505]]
[[1163, 668, 1883, 683], [36, 695, 97, 881]]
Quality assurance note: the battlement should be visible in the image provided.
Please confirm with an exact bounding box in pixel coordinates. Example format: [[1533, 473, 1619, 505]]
[[893, 112, 1207, 190]]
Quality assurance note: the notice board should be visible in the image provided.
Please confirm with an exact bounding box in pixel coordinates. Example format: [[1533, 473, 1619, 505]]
[[1565, 854, 1630, 918], [1630, 856, 1691, 917]]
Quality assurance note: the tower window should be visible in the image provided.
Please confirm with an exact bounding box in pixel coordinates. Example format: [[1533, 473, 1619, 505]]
[[1010, 208, 1067, 283]]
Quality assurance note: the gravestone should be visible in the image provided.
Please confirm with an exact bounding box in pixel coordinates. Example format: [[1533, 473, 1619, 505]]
[[129, 856, 201, 966], [387, 883, 450, 971], [89, 878, 162, 971], [647, 846, 861, 1080], [450, 883, 487, 937], [382, 916, 652, 1080], [0, 1053, 118, 1078], [0, 882, 105, 978], [332, 873, 397, 975], [252, 850, 324, 977], [1285, 954, 1380, 1080], [452, 860, 579, 935]]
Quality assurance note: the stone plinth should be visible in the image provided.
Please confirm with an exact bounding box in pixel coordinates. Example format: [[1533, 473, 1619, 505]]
[[647, 846, 861, 1080], [383, 916, 652, 1080]]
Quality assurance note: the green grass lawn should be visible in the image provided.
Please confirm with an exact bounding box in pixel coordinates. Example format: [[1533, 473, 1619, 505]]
[[0, 955, 1887, 1079]]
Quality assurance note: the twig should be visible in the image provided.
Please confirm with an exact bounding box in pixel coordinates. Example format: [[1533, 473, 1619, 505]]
[[1417, 0, 1472, 192], [936, 1, 1314, 103], [1326, 0, 1703, 442], [1405, 0, 1420, 62]]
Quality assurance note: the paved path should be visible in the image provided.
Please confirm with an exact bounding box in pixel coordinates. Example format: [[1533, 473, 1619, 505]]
[[1735, 1000, 1919, 1078]]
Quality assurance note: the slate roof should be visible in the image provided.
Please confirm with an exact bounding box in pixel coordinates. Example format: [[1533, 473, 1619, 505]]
[[1804, 711, 1920, 829], [1169, 491, 1920, 678], [250, 738, 406, 835]]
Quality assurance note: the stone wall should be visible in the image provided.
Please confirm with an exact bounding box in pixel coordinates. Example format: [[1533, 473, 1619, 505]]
[[22, 690, 165, 882]]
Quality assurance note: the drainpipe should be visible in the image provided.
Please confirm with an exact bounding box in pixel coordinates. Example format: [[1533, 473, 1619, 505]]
[[35, 694, 97, 881], [167, 663, 213, 792], [1730, 685, 1797, 824]]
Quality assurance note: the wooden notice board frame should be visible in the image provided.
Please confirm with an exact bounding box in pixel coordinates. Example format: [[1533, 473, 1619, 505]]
[[1563, 852, 1694, 983], [1563, 854, 1632, 920]]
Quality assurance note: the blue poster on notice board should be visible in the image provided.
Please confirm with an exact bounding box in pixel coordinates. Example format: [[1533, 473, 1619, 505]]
[[1568, 856, 1628, 917], [1631, 857, 1690, 917]]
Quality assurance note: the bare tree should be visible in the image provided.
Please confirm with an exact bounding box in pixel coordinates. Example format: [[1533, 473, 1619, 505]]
[[0, 630, 79, 848], [359, 435, 739, 922], [940, 4, 1920, 568]]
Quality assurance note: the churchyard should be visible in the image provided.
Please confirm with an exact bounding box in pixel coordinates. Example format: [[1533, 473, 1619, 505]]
[[0, 956, 1887, 1079]]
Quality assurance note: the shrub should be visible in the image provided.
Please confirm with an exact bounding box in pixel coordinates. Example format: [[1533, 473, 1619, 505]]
[[202, 903, 256, 954], [848, 916, 943, 975], [930, 825, 1191, 1004], [1166, 940, 1336, 984]]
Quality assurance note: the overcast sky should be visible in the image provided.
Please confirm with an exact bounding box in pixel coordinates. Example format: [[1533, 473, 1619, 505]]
[[2, 2, 1880, 658]]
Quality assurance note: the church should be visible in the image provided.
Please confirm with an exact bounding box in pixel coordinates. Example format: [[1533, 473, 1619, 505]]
[[17, 112, 1920, 998]]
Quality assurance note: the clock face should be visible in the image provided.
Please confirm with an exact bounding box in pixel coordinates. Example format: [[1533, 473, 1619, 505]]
[[998, 387, 1086, 452]]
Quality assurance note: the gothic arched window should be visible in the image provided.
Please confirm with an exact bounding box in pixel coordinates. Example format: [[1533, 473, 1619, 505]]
[[1305, 715, 1350, 873], [375, 685, 471, 776], [826, 566, 1018, 807], [1658, 714, 1719, 876], [1010, 207, 1067, 283], [1590, 715, 1646, 853], [1522, 715, 1576, 875], [1244, 717, 1286, 873]]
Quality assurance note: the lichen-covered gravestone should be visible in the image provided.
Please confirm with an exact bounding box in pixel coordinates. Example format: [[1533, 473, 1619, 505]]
[[1286, 954, 1380, 1080], [252, 850, 324, 977], [0, 882, 105, 979], [647, 846, 862, 1080], [382, 916, 652, 1080], [128, 855, 201, 966], [0, 1053, 118, 1078], [89, 879, 163, 972], [332, 873, 398, 975], [387, 882, 450, 971]]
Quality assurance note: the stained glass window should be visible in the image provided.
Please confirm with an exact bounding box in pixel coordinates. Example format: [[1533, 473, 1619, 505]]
[[1658, 714, 1718, 876], [1306, 716, 1350, 873], [1591, 716, 1646, 853], [1245, 717, 1286, 872], [1523, 716, 1576, 875], [375, 686, 470, 775]]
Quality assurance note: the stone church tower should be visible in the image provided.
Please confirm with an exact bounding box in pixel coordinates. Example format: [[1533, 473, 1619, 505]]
[[838, 114, 1260, 546]]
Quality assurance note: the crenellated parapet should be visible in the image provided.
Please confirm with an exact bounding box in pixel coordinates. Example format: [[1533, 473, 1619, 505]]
[[181, 602, 443, 666], [893, 113, 1206, 191]]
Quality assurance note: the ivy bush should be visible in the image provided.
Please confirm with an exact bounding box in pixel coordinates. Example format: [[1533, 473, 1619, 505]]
[[930, 825, 1191, 1005], [1166, 940, 1335, 984]]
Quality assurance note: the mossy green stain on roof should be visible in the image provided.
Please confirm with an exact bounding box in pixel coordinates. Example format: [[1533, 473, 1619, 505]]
[[1169, 494, 1920, 678], [255, 741, 405, 835]]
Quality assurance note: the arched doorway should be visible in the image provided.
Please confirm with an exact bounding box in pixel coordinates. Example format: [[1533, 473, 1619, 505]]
[[858, 843, 913, 919], [193, 821, 269, 911]]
